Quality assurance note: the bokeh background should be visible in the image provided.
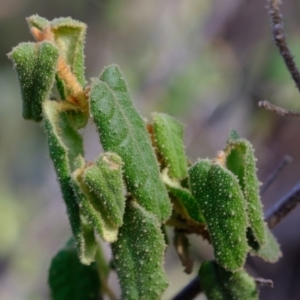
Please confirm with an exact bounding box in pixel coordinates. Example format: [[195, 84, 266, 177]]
[[1, 0, 300, 299]]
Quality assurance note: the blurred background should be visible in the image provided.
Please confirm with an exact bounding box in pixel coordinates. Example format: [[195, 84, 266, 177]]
[[1, 0, 300, 299]]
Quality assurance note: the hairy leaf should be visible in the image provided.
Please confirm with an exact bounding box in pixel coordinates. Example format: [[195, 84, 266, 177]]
[[111, 201, 169, 300], [72, 153, 125, 243], [162, 171, 205, 224], [199, 260, 258, 300], [27, 14, 49, 31], [89, 65, 171, 222], [189, 159, 248, 271], [249, 225, 282, 263], [49, 239, 101, 300], [152, 112, 188, 179], [225, 130, 266, 249], [51, 17, 87, 88], [43, 100, 94, 264], [8, 41, 59, 121]]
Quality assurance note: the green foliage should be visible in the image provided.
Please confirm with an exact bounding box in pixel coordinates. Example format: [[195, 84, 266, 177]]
[[8, 41, 59, 121], [10, 15, 282, 300], [49, 239, 101, 300], [89, 65, 172, 222], [152, 112, 188, 180], [225, 130, 266, 248], [72, 153, 125, 243], [111, 201, 169, 300], [189, 159, 248, 271], [199, 260, 258, 300]]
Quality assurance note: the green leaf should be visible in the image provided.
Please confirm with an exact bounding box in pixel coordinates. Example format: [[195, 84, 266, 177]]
[[72, 153, 125, 243], [111, 201, 169, 300], [162, 170, 205, 224], [27, 14, 49, 31], [199, 260, 258, 300], [80, 215, 98, 265], [27, 15, 87, 89], [50, 17, 87, 88], [8, 41, 59, 121], [89, 65, 171, 222], [43, 100, 94, 264], [189, 159, 248, 271], [152, 112, 188, 179], [225, 130, 266, 248], [249, 225, 282, 263], [49, 239, 101, 300]]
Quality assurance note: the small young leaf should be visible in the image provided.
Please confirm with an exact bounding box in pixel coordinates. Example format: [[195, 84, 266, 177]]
[[199, 260, 258, 300], [111, 201, 169, 300], [27, 14, 49, 31], [162, 171, 205, 224], [72, 153, 125, 243], [50, 17, 87, 87], [89, 65, 171, 222], [225, 130, 266, 248], [189, 159, 248, 271], [152, 112, 188, 180], [8, 41, 59, 121], [49, 239, 101, 300]]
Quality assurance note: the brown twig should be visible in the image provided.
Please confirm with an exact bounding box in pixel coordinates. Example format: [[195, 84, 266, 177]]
[[258, 100, 300, 117], [265, 181, 300, 229], [261, 155, 292, 195], [267, 0, 300, 92]]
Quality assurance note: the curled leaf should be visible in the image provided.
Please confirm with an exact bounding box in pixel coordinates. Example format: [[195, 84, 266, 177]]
[[72, 153, 125, 243], [8, 41, 59, 121], [225, 130, 266, 249], [152, 112, 188, 180], [43, 100, 94, 264], [189, 159, 248, 271]]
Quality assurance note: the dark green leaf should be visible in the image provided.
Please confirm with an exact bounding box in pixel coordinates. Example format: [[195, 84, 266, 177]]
[[111, 201, 169, 300], [49, 239, 101, 300], [89, 65, 171, 222]]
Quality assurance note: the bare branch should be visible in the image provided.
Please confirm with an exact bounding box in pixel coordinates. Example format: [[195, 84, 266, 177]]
[[261, 155, 292, 195], [265, 181, 300, 229], [267, 0, 300, 92], [258, 100, 300, 117]]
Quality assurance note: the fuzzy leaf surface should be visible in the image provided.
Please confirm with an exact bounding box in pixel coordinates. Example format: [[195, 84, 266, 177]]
[[111, 201, 169, 300], [51, 17, 87, 87], [89, 65, 171, 222], [152, 112, 188, 179], [162, 172, 205, 224], [249, 225, 282, 263], [72, 153, 125, 243], [48, 239, 101, 300], [189, 159, 248, 271], [225, 130, 266, 248], [199, 260, 258, 300], [8, 41, 58, 121], [43, 100, 94, 264]]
